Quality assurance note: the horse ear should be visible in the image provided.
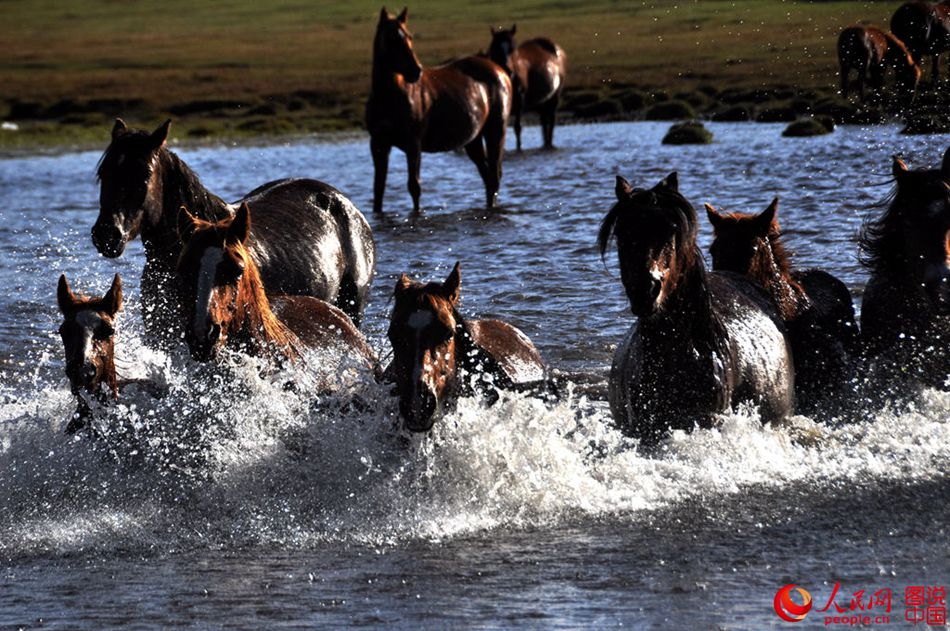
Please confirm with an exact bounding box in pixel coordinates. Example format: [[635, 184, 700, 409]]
[[177, 205, 199, 242], [754, 198, 779, 235], [149, 119, 171, 150], [395, 273, 412, 295], [104, 274, 123, 315], [112, 118, 127, 139], [442, 262, 461, 305], [657, 172, 679, 192], [379, 6, 389, 23], [57, 274, 76, 313], [704, 203, 723, 229], [942, 146, 950, 177], [615, 175, 634, 201], [396, 7, 408, 23], [228, 203, 252, 244], [892, 155, 909, 178]]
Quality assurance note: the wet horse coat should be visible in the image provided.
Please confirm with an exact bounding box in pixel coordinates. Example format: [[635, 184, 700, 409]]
[[92, 119, 376, 349], [599, 174, 794, 444], [367, 8, 512, 213]]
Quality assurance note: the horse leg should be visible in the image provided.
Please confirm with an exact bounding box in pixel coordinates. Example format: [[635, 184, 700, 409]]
[[405, 144, 422, 214], [336, 275, 363, 329], [513, 90, 523, 152], [371, 137, 390, 214], [840, 65, 850, 98], [463, 138, 493, 207], [934, 55, 941, 87], [540, 95, 559, 149], [857, 61, 868, 101], [484, 112, 507, 209]]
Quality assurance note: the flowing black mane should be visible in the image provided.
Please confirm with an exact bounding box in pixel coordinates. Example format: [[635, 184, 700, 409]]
[[858, 185, 901, 274], [597, 186, 700, 264]]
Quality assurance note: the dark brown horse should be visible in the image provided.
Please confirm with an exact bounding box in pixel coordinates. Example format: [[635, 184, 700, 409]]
[[837, 25, 921, 102], [176, 203, 378, 375], [385, 262, 548, 431], [488, 25, 567, 151], [56, 273, 122, 434], [891, 1, 950, 84], [92, 119, 376, 350], [599, 173, 794, 445], [705, 198, 860, 413], [367, 7, 512, 213], [860, 149, 950, 389]]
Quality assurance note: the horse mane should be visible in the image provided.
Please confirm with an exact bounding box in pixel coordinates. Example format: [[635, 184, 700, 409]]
[[597, 186, 700, 265], [859, 185, 903, 274]]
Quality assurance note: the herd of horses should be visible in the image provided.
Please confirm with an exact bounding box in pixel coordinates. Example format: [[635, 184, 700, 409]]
[[838, 0, 950, 101], [53, 6, 950, 448]]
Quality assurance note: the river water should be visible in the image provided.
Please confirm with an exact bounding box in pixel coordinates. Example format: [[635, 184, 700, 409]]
[[0, 121, 947, 629]]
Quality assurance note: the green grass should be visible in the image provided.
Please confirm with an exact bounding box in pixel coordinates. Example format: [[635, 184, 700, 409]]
[[0, 0, 905, 150]]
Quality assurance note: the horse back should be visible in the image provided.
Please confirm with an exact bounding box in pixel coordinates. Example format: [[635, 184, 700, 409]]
[[466, 318, 545, 383], [271, 295, 377, 369], [793, 269, 858, 337]]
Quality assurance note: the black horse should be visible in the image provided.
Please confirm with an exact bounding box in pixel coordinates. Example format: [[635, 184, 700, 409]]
[[91, 119, 376, 348], [891, 1, 950, 84], [860, 149, 950, 389], [599, 173, 795, 444]]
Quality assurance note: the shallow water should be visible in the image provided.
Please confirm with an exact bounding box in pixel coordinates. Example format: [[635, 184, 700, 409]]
[[0, 121, 948, 629]]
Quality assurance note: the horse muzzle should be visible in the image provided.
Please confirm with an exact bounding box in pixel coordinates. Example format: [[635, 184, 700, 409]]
[[91, 221, 127, 258], [399, 387, 438, 432], [186, 323, 222, 362]]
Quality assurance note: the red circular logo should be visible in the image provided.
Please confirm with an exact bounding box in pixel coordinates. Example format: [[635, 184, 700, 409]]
[[774, 584, 813, 622]]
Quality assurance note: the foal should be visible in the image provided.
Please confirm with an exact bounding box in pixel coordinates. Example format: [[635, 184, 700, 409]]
[[56, 273, 122, 434], [599, 173, 794, 444], [386, 263, 548, 432], [176, 203, 378, 375], [706, 198, 859, 412]]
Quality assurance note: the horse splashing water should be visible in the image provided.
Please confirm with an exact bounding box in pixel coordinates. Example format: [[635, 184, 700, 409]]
[[860, 149, 950, 390], [367, 7, 512, 213], [599, 173, 794, 445], [385, 262, 549, 432], [837, 25, 921, 103], [176, 203, 378, 379], [92, 119, 375, 349], [705, 198, 859, 413], [488, 25, 567, 151]]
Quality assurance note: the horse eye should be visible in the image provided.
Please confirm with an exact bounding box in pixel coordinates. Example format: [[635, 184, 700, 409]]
[[95, 324, 114, 340]]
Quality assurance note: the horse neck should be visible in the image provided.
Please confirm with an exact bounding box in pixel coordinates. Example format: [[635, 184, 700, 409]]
[[747, 234, 807, 320], [646, 249, 715, 338], [144, 149, 231, 252], [370, 43, 416, 99], [231, 256, 299, 360]]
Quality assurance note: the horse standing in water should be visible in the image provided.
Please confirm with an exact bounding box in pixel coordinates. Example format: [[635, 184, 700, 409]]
[[366, 7, 512, 213], [488, 25, 567, 151], [176, 203, 378, 377], [705, 198, 859, 413], [860, 151, 950, 390], [837, 25, 921, 102], [891, 1, 950, 84], [599, 174, 794, 445], [385, 263, 549, 432], [92, 119, 376, 350]]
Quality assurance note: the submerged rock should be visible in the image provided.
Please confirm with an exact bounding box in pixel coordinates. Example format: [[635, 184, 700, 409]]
[[783, 116, 835, 137], [662, 121, 713, 145]]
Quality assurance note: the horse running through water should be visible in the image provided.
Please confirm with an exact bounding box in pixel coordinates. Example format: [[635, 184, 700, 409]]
[[385, 263, 549, 432], [488, 25, 567, 151], [366, 7, 512, 213], [837, 25, 921, 102], [176, 203, 378, 377], [92, 119, 376, 349], [56, 274, 122, 434], [705, 198, 859, 413], [598, 173, 795, 445], [860, 150, 950, 389], [891, 1, 950, 85]]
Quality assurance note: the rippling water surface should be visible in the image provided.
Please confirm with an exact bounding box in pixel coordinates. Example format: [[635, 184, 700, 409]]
[[0, 122, 948, 629]]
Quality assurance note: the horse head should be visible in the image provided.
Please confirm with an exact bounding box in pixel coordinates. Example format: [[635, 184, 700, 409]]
[[888, 150, 950, 313], [56, 273, 122, 404], [488, 24, 517, 74], [706, 198, 781, 275], [387, 263, 463, 431], [92, 118, 170, 257], [176, 202, 262, 361], [375, 7, 422, 83], [599, 172, 701, 317]]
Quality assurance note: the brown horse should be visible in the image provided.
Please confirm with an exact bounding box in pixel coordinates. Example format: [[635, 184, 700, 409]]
[[488, 25, 567, 151], [599, 173, 794, 445], [891, 0, 950, 84], [56, 273, 122, 434], [367, 7, 512, 213], [705, 198, 860, 413], [176, 203, 378, 375], [837, 25, 921, 102], [860, 150, 950, 390], [92, 119, 376, 350], [385, 262, 548, 431]]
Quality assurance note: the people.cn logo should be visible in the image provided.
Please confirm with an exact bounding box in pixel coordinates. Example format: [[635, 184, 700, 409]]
[[774, 584, 813, 622]]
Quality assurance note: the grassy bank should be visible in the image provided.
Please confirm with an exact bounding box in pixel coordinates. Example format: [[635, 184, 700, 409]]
[[0, 0, 937, 151]]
